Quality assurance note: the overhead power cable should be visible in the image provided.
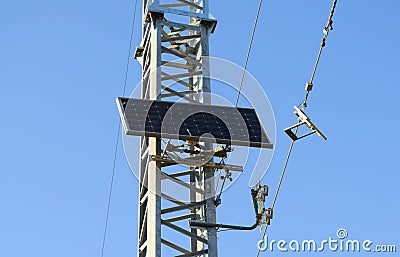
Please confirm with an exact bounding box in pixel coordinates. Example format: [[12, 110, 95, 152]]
[[255, 1, 339, 257], [100, 1, 139, 256], [255, 131, 297, 257], [302, 0, 338, 110], [235, 0, 264, 107]]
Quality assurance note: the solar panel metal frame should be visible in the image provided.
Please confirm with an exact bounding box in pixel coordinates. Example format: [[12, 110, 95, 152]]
[[116, 97, 273, 149]]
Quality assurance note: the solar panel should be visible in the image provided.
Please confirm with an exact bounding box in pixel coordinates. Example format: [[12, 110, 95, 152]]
[[116, 97, 273, 148]]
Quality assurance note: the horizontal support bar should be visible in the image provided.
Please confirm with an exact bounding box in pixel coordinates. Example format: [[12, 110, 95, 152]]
[[161, 200, 206, 214], [151, 155, 243, 172], [161, 193, 186, 206], [162, 20, 201, 32], [165, 170, 194, 178], [162, 34, 201, 42], [161, 172, 206, 195], [176, 249, 208, 257], [161, 238, 190, 254], [163, 213, 197, 223], [162, 219, 208, 244], [177, 0, 203, 10]]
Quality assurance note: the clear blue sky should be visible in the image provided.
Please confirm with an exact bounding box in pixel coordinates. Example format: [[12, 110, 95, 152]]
[[1, 0, 399, 256]]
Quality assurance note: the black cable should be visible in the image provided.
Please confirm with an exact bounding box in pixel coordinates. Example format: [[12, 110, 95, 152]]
[[235, 0, 264, 107], [256, 2, 339, 256], [255, 129, 297, 257], [101, 123, 122, 257], [302, 0, 338, 110], [122, 0, 139, 97], [189, 189, 260, 231], [100, 0, 138, 256]]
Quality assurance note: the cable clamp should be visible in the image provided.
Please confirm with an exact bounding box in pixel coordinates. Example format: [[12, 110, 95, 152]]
[[305, 82, 313, 91]]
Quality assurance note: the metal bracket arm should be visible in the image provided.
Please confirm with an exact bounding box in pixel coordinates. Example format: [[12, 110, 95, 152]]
[[150, 155, 243, 172], [284, 106, 327, 141], [189, 189, 261, 231]]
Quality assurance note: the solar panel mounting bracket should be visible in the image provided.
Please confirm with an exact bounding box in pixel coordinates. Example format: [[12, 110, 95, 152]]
[[150, 155, 243, 172]]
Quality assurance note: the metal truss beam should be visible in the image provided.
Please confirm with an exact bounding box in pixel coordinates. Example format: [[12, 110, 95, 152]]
[[136, 1, 218, 257]]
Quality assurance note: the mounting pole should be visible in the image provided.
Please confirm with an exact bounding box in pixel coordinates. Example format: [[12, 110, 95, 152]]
[[134, 1, 217, 256]]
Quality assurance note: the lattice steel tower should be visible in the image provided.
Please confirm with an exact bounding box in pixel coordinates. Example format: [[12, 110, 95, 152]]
[[133, 1, 218, 256]]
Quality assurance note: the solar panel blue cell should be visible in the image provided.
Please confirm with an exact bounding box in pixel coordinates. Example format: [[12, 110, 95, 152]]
[[117, 97, 273, 148]]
